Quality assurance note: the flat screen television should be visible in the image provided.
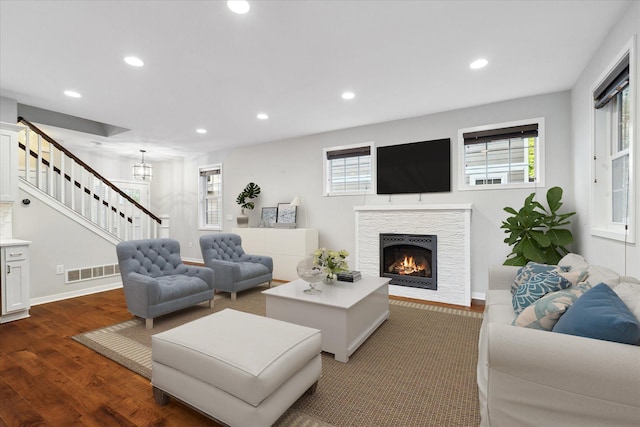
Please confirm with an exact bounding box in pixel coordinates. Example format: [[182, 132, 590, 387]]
[[376, 138, 451, 194]]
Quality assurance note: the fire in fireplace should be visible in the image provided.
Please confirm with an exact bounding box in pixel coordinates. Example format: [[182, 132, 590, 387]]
[[380, 233, 437, 290]]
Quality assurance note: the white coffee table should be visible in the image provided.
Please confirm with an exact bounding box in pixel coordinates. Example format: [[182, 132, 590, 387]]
[[262, 276, 390, 362]]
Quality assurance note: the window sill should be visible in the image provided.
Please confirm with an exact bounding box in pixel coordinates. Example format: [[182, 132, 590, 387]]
[[458, 182, 545, 192], [591, 227, 635, 244], [199, 225, 222, 231]]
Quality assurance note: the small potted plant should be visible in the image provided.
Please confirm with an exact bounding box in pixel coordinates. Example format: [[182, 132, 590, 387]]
[[236, 182, 261, 227]]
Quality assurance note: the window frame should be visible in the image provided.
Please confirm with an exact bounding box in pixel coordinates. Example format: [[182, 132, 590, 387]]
[[198, 163, 223, 231], [590, 36, 636, 243], [457, 117, 545, 191], [323, 141, 375, 197]]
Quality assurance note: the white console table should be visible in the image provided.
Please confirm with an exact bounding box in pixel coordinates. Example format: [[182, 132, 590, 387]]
[[232, 228, 318, 281]]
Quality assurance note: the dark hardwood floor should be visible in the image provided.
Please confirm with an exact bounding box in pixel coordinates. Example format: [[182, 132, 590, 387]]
[[0, 289, 217, 427], [0, 288, 483, 427]]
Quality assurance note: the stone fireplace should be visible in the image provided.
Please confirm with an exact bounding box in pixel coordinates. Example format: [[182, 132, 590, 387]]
[[380, 233, 437, 290], [354, 204, 472, 306]]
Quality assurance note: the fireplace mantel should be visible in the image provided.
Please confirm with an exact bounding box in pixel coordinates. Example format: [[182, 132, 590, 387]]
[[354, 204, 472, 306]]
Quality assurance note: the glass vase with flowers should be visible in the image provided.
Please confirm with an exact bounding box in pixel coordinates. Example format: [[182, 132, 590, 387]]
[[313, 248, 349, 283]]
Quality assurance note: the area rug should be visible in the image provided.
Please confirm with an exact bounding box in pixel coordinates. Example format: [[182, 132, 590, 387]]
[[73, 287, 483, 426]]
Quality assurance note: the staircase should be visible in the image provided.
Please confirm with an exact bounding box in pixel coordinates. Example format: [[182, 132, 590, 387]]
[[16, 117, 162, 241]]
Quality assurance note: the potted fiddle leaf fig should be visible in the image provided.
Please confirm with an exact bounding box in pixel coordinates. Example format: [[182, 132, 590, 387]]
[[501, 186, 575, 266], [236, 182, 261, 227]]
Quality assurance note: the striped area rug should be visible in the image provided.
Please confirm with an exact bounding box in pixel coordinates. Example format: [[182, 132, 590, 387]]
[[73, 287, 482, 426]]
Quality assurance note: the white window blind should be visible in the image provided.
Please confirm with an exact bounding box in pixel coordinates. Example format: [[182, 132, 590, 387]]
[[459, 119, 543, 190], [324, 143, 374, 196]]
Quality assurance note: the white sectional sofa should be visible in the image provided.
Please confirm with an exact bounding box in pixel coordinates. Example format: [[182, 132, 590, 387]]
[[477, 255, 640, 427]]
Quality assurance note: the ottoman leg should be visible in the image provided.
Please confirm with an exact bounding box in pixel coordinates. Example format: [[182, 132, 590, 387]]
[[153, 386, 171, 406]]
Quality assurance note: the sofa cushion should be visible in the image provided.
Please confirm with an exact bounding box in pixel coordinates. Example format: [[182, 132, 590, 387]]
[[586, 264, 620, 287], [614, 281, 640, 321], [512, 263, 586, 314], [513, 283, 592, 330], [553, 283, 640, 345]]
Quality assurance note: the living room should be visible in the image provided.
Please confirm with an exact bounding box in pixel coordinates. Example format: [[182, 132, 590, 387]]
[[1, 1, 638, 308], [1, 1, 639, 424]]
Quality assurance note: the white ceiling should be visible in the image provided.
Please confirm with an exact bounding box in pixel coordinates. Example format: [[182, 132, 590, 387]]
[[0, 0, 630, 160]]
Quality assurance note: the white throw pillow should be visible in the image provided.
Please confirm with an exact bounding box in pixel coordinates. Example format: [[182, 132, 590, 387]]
[[558, 253, 590, 271], [614, 281, 640, 322]]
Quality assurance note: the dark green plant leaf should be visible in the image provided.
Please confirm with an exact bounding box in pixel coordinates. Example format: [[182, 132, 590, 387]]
[[546, 228, 574, 246], [530, 230, 551, 247], [546, 186, 563, 213], [504, 254, 528, 266]]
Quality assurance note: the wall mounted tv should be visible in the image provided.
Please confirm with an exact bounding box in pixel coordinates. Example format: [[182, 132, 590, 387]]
[[376, 138, 451, 194]]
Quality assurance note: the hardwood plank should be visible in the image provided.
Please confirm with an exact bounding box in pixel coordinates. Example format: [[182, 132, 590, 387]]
[[1, 290, 216, 427], [0, 376, 49, 427]]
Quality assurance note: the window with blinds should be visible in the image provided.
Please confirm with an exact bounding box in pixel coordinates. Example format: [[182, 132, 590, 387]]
[[590, 40, 635, 244], [199, 164, 223, 230], [323, 142, 374, 196], [459, 118, 544, 190]]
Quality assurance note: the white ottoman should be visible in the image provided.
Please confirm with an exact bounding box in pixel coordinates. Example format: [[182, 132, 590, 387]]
[[151, 308, 322, 427]]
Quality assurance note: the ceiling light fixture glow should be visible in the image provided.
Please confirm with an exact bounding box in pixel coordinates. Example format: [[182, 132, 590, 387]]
[[64, 90, 82, 98], [470, 58, 488, 70], [196, 128, 207, 134], [341, 91, 355, 100], [227, 1, 250, 14], [257, 113, 269, 120], [124, 56, 144, 67]]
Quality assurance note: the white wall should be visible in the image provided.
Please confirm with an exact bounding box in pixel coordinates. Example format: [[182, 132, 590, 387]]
[[155, 91, 574, 299], [570, 0, 640, 278], [13, 187, 122, 302]]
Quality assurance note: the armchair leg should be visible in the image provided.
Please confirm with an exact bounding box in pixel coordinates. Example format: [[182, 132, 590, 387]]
[[208, 299, 214, 309], [231, 292, 237, 301], [145, 318, 153, 329], [268, 281, 272, 288]]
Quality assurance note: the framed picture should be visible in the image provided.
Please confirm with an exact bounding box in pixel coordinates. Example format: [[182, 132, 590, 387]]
[[261, 207, 277, 225], [276, 203, 297, 224]]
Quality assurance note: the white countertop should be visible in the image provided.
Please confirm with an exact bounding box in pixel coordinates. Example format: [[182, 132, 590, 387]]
[[0, 239, 32, 247]]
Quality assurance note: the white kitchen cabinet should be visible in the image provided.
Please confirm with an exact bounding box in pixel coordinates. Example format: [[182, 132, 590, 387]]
[[231, 228, 318, 281], [1, 240, 31, 323], [0, 123, 22, 203]]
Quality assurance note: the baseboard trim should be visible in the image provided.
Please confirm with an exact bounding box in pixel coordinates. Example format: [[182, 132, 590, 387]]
[[31, 281, 123, 306]]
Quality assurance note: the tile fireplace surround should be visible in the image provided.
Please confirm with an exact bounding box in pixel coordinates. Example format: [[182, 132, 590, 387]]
[[354, 204, 472, 306]]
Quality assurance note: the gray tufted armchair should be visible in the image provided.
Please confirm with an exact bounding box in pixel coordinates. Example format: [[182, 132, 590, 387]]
[[199, 233, 273, 301], [116, 238, 215, 328]]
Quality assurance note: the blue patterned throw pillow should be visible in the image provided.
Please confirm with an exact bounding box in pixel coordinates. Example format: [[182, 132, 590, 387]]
[[513, 283, 592, 330], [511, 262, 583, 314]]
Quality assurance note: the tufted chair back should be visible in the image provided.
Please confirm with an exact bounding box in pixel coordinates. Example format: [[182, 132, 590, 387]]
[[116, 238, 186, 279], [200, 233, 246, 262]]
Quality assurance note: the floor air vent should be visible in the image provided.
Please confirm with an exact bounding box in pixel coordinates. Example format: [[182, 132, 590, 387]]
[[66, 263, 120, 284]]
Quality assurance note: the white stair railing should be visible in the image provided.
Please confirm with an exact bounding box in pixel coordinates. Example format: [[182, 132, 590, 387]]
[[17, 118, 162, 240]]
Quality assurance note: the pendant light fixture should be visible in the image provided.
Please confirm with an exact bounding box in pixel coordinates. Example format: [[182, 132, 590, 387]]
[[132, 149, 153, 181]]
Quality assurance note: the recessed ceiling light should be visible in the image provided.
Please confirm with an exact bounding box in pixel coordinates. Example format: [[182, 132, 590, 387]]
[[257, 113, 269, 120], [227, 1, 250, 14], [124, 56, 144, 67], [341, 91, 355, 100], [470, 58, 488, 70], [196, 128, 207, 134], [64, 90, 82, 98]]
